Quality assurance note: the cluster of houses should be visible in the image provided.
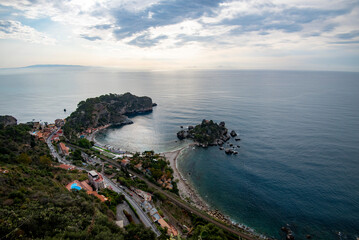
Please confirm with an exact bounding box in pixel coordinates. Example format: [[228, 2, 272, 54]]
[[133, 162, 174, 190], [30, 119, 65, 142], [157, 175, 174, 190], [130, 187, 178, 237]]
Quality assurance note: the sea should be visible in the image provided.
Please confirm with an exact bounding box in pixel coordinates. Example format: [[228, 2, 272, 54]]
[[0, 66, 358, 239]]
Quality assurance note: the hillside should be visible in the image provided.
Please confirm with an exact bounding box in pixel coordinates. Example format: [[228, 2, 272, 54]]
[[63, 92, 154, 137], [0, 116, 155, 240]]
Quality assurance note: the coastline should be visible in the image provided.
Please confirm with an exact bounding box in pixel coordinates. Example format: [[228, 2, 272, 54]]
[[161, 145, 266, 239], [91, 128, 264, 239], [161, 145, 210, 212]]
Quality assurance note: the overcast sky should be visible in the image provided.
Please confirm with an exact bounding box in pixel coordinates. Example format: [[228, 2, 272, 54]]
[[0, 0, 358, 71]]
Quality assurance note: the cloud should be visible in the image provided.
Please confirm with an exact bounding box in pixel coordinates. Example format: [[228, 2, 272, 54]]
[[112, 0, 223, 40], [80, 34, 102, 41], [336, 30, 359, 39], [127, 33, 167, 47], [0, 0, 358, 70], [0, 19, 55, 44]]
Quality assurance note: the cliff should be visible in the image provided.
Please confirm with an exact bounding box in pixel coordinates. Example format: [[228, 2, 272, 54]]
[[63, 93, 154, 136]]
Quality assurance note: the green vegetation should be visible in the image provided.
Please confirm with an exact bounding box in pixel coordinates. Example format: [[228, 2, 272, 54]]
[[99, 188, 125, 213], [63, 93, 153, 138], [0, 120, 155, 240], [77, 138, 93, 149], [177, 120, 228, 146], [130, 151, 179, 195], [191, 120, 226, 144]]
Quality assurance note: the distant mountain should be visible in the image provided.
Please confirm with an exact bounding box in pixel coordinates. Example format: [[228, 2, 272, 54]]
[[23, 64, 86, 68]]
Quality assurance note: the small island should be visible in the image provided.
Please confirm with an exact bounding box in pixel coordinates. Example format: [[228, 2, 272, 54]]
[[177, 119, 238, 154]]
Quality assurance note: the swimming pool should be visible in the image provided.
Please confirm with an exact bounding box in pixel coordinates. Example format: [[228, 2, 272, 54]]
[[71, 183, 81, 190]]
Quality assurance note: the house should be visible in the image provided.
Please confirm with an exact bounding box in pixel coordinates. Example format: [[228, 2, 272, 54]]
[[120, 158, 130, 167], [59, 142, 69, 156], [56, 164, 74, 170], [65, 180, 107, 202], [135, 163, 143, 171], [158, 219, 178, 237], [54, 119, 65, 127], [88, 170, 104, 191], [134, 189, 152, 201]]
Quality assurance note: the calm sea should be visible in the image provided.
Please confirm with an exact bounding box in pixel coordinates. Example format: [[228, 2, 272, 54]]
[[1, 67, 358, 239]]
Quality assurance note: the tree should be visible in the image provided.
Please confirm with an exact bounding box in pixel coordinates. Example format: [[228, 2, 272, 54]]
[[124, 224, 156, 240], [39, 155, 51, 166], [78, 138, 93, 149], [17, 153, 31, 164]]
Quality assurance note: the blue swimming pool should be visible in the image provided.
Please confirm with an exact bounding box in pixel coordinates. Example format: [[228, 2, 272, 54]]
[[71, 183, 81, 190]]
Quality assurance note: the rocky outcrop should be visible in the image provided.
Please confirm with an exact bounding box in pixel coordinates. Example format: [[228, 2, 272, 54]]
[[177, 119, 230, 147], [0, 115, 17, 127], [230, 130, 237, 137], [63, 93, 154, 136]]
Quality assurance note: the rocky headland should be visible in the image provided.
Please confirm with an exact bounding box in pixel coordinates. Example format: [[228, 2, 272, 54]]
[[0, 115, 17, 127], [63, 92, 155, 137]]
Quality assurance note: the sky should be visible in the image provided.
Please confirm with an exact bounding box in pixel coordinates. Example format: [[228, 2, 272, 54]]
[[0, 0, 358, 71]]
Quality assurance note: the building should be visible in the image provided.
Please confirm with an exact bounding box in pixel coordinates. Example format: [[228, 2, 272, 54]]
[[59, 142, 69, 156], [120, 158, 130, 167], [157, 219, 178, 237], [134, 188, 152, 201], [65, 180, 107, 202], [88, 170, 104, 191], [55, 164, 75, 170], [55, 119, 65, 127]]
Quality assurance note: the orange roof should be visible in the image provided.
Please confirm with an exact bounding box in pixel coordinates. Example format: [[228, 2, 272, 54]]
[[88, 191, 107, 202], [59, 142, 69, 155], [56, 164, 73, 170], [65, 180, 106, 202], [80, 180, 93, 192], [158, 218, 170, 229], [158, 219, 178, 236]]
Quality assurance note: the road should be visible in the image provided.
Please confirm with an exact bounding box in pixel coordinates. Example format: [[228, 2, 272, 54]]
[[72, 144, 260, 240], [103, 175, 161, 236], [46, 132, 160, 236], [46, 128, 68, 164]]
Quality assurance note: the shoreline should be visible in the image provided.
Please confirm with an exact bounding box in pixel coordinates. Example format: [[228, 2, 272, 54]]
[[91, 128, 265, 239], [161, 145, 210, 212], [162, 145, 267, 239]]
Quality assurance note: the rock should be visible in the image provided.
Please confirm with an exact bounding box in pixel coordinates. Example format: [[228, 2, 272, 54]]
[[222, 135, 231, 142], [230, 130, 237, 137], [286, 234, 295, 240], [233, 151, 238, 155], [229, 143, 233, 147], [188, 125, 194, 130], [219, 121, 225, 127], [219, 147, 224, 150], [152, 103, 157, 107], [177, 130, 187, 140], [217, 140, 224, 146], [0, 115, 17, 127], [235, 138, 241, 141], [225, 148, 234, 155], [180, 125, 183, 128]]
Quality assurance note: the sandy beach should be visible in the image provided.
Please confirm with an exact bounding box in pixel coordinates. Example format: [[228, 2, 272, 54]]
[[161, 145, 210, 211]]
